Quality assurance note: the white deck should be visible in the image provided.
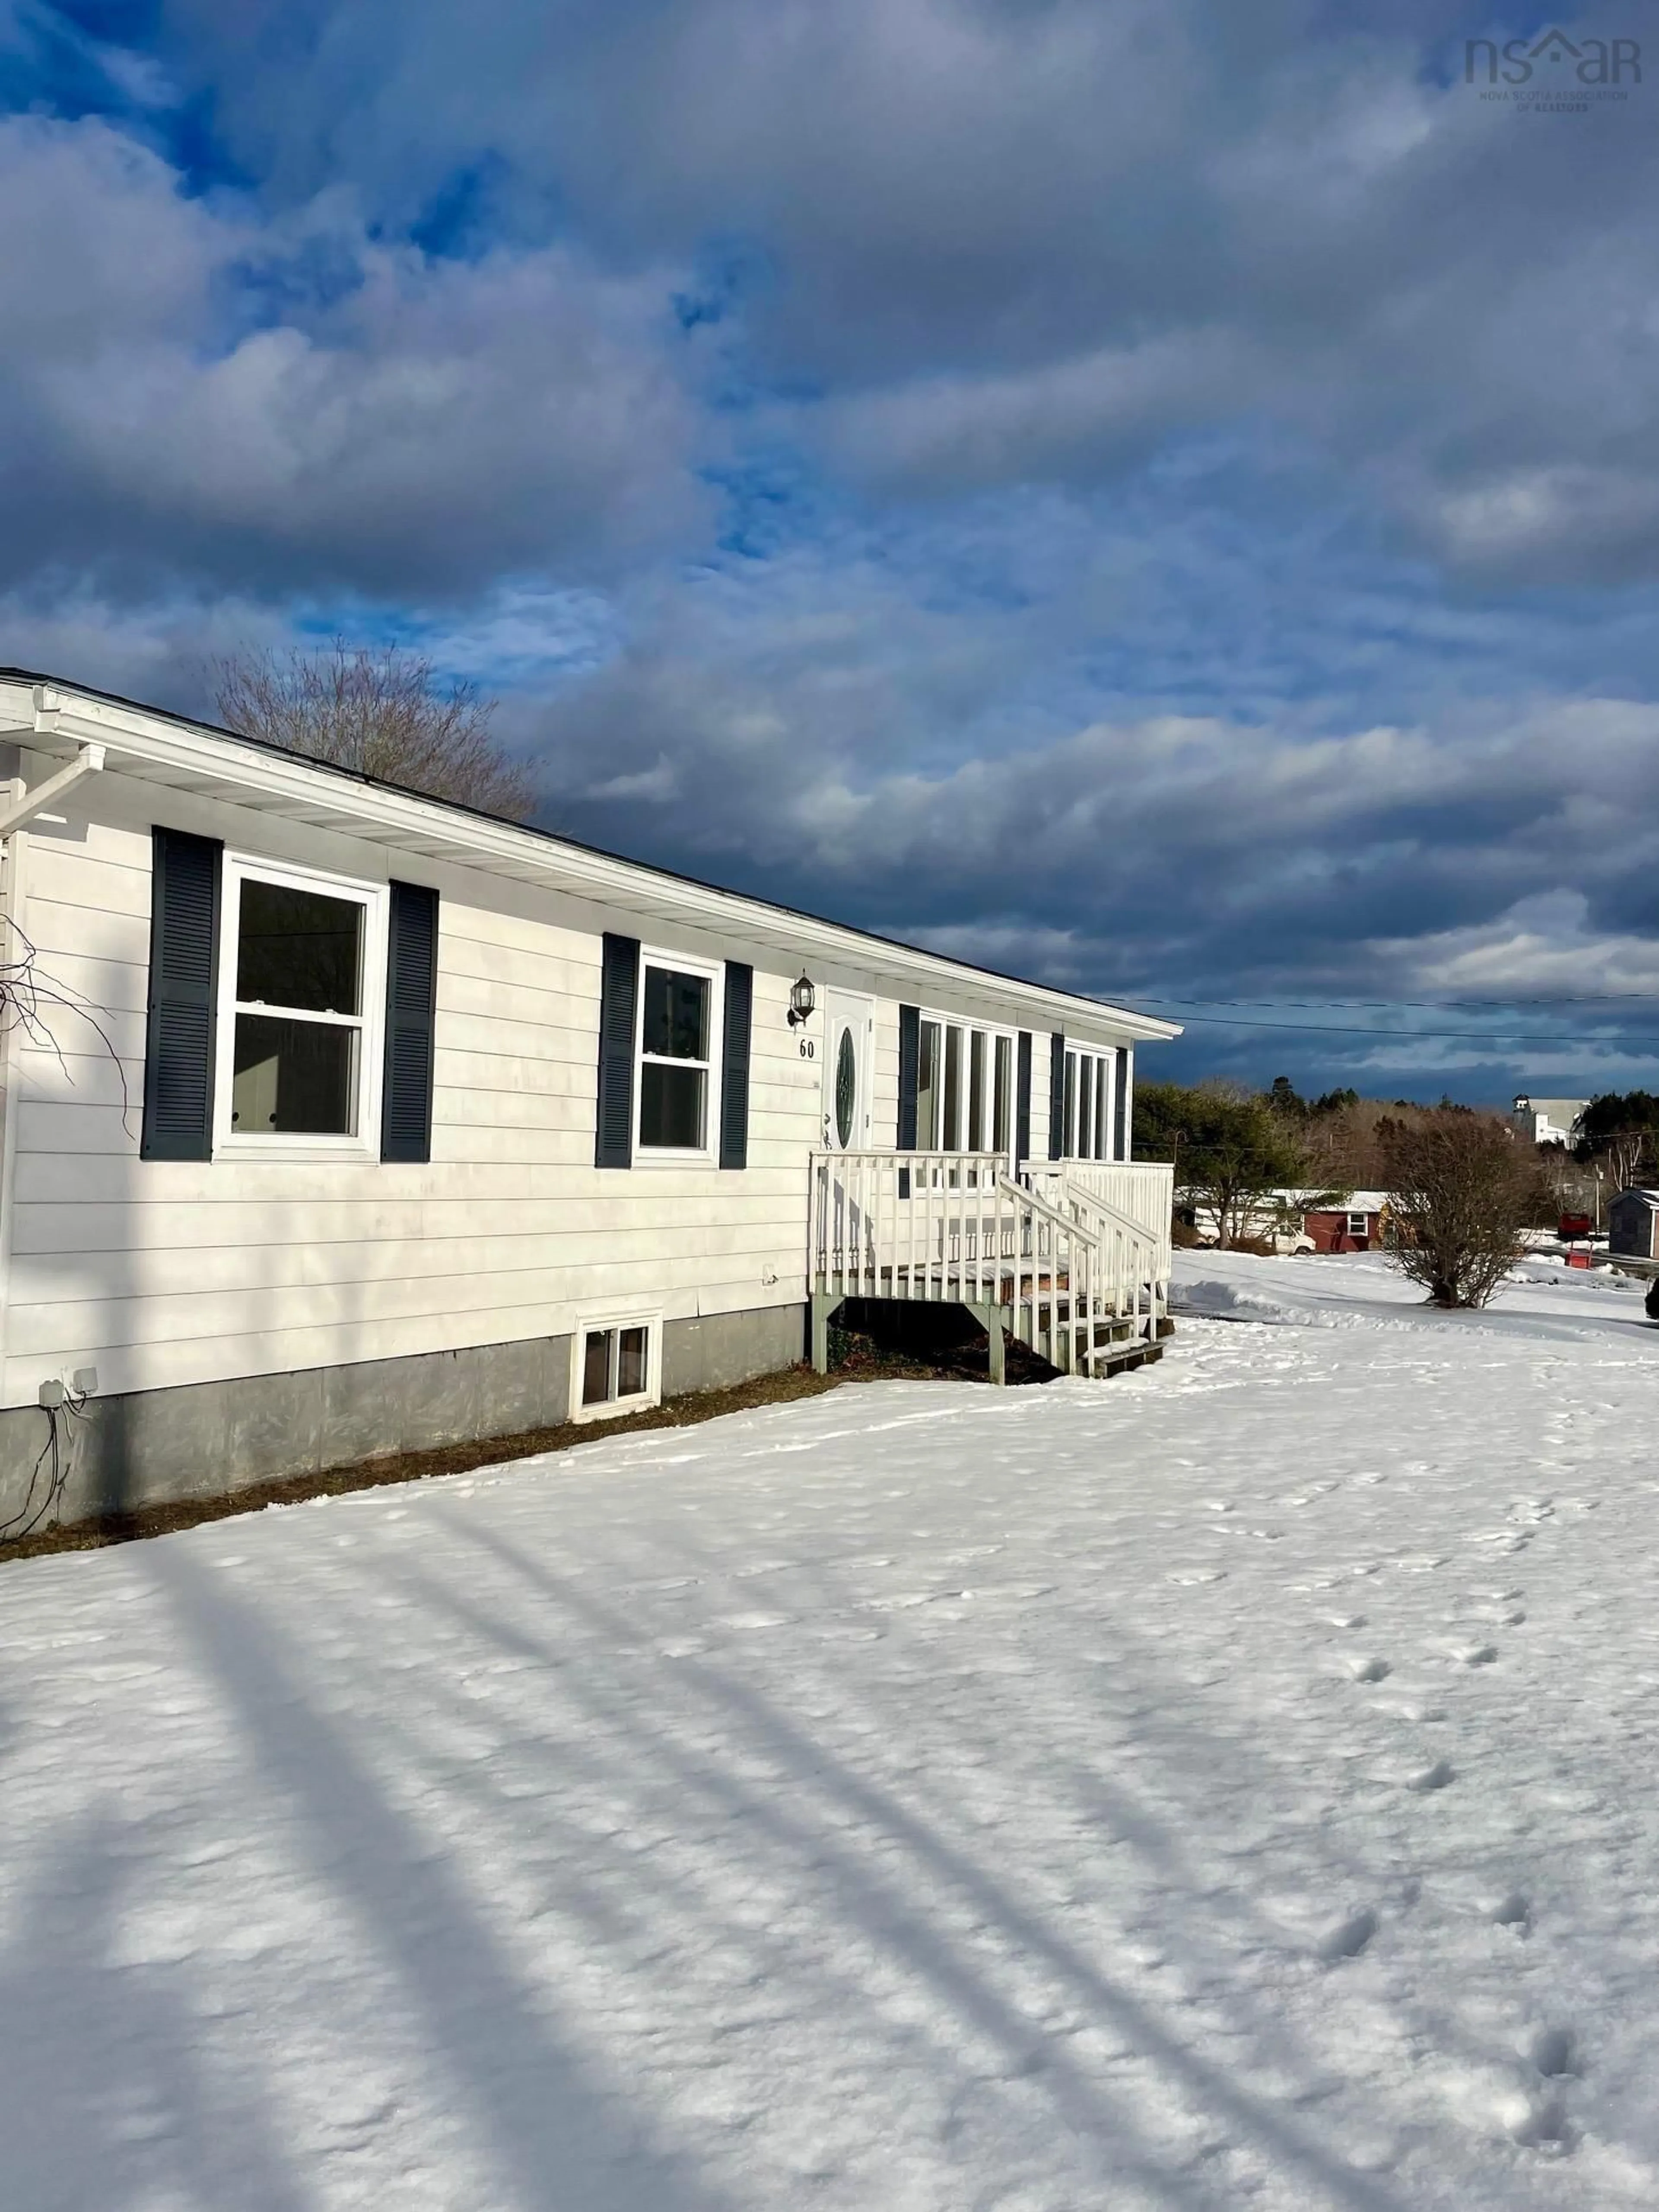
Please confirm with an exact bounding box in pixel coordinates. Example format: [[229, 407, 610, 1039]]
[[808, 1152, 1174, 1376]]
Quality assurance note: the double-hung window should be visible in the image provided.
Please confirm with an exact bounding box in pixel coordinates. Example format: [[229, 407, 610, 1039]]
[[637, 951, 721, 1159], [915, 1015, 1014, 1158], [1062, 1046, 1116, 1161], [215, 857, 388, 1155]]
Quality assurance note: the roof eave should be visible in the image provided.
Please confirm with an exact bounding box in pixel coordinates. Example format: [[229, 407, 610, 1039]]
[[1, 675, 1182, 1046]]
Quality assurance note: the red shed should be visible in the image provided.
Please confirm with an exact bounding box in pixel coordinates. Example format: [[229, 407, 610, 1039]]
[[1299, 1192, 1388, 1254]]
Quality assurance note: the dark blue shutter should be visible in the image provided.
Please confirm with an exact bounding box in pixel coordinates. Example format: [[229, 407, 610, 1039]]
[[1113, 1046, 1130, 1161], [141, 828, 221, 1161], [897, 1005, 920, 1150], [595, 933, 639, 1168], [719, 962, 753, 1169], [381, 882, 439, 1162], [1049, 1031, 1066, 1160], [1015, 1031, 1032, 1168]]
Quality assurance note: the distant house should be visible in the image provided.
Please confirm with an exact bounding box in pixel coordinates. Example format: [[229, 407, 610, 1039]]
[[1186, 1191, 1388, 1254], [1298, 1192, 1388, 1254], [1512, 1094, 1588, 1149], [1608, 1189, 1659, 1261]]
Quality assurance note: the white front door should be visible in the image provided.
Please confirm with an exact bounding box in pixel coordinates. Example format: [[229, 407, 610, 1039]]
[[821, 992, 874, 1151]]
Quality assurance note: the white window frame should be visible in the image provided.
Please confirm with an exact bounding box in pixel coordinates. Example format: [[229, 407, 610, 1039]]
[[1346, 1211, 1370, 1239], [570, 1309, 662, 1422], [213, 853, 390, 1163], [913, 1010, 1017, 1161], [635, 946, 723, 1166], [1062, 1045, 1118, 1163]]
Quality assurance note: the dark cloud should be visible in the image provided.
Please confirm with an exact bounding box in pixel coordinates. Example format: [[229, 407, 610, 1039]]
[[0, 3, 1657, 1101], [133, 0, 1659, 584]]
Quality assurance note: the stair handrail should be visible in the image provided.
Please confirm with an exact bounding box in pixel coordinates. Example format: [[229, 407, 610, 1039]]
[[999, 1169, 1101, 1255], [1055, 1175, 1159, 1250], [1059, 1183, 1158, 1281]]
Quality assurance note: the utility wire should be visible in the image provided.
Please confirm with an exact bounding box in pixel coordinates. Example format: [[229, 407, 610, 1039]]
[[1133, 990, 1659, 1012], [1119, 1006, 1659, 1048]]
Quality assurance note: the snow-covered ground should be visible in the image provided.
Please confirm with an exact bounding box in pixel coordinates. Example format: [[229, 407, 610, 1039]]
[[3, 1256, 1658, 2211]]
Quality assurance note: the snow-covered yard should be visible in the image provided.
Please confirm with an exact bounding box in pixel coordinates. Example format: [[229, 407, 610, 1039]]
[[3, 1255, 1658, 2211]]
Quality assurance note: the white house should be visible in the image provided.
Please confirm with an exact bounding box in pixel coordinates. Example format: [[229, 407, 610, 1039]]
[[0, 672, 1180, 1527], [1512, 1094, 1588, 1148]]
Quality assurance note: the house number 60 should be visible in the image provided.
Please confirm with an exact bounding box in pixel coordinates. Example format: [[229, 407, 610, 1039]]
[[799, 1037, 815, 1058]]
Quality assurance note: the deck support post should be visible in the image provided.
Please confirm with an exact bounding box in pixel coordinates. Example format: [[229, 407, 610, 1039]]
[[810, 1291, 842, 1376], [965, 1301, 1009, 1386]]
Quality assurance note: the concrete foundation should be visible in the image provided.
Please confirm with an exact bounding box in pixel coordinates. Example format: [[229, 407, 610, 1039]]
[[659, 1303, 808, 1398], [0, 1302, 809, 1531]]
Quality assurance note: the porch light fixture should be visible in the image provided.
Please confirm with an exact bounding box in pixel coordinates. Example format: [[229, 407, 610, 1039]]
[[787, 973, 816, 1028]]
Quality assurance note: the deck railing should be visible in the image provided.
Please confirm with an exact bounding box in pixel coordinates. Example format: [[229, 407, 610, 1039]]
[[1043, 1160, 1174, 1251], [808, 1151, 1174, 1375], [1027, 1161, 1173, 1323]]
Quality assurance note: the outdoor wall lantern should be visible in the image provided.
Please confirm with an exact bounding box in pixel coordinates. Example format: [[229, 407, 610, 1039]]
[[787, 973, 817, 1028]]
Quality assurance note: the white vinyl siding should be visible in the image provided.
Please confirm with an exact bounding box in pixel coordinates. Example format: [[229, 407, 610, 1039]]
[[2, 787, 817, 1405], [1, 762, 1149, 1408]]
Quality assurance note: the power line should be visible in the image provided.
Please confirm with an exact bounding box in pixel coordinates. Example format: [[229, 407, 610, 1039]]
[[1134, 989, 1659, 1012], [1121, 1006, 1659, 1049]]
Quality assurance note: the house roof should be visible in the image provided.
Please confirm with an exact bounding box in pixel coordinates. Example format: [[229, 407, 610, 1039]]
[[1612, 1188, 1659, 1209], [1272, 1188, 1387, 1215], [0, 668, 1182, 1048]]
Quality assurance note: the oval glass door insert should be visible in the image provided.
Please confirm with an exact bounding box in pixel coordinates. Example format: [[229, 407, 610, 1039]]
[[835, 1025, 857, 1147]]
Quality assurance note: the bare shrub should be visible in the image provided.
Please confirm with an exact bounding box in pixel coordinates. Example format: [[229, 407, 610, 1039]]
[[1379, 1109, 1550, 1309], [213, 640, 534, 820]]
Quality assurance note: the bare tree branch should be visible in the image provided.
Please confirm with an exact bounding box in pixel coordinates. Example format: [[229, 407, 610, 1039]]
[[0, 919, 132, 1136], [212, 640, 535, 821]]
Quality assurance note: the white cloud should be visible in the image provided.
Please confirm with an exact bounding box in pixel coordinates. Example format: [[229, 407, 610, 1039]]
[[0, 115, 707, 597]]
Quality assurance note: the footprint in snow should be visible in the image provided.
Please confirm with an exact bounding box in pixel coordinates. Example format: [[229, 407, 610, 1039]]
[[1318, 1906, 1379, 1961], [1447, 1641, 1498, 1666], [1490, 1891, 1531, 1929], [1374, 1697, 1447, 1723], [1457, 1597, 1526, 1626], [1530, 2026, 1576, 2079], [1406, 1758, 1456, 1792], [1341, 1655, 1392, 1683]]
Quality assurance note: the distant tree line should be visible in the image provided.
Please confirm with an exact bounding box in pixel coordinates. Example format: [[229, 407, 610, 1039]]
[[1136, 1076, 1552, 1308], [1570, 1093, 1659, 1190]]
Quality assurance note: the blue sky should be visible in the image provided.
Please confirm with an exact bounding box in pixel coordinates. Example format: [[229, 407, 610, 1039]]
[[3, 0, 1658, 1101]]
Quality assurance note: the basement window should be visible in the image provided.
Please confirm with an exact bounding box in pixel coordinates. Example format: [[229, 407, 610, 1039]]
[[573, 1314, 660, 1421]]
